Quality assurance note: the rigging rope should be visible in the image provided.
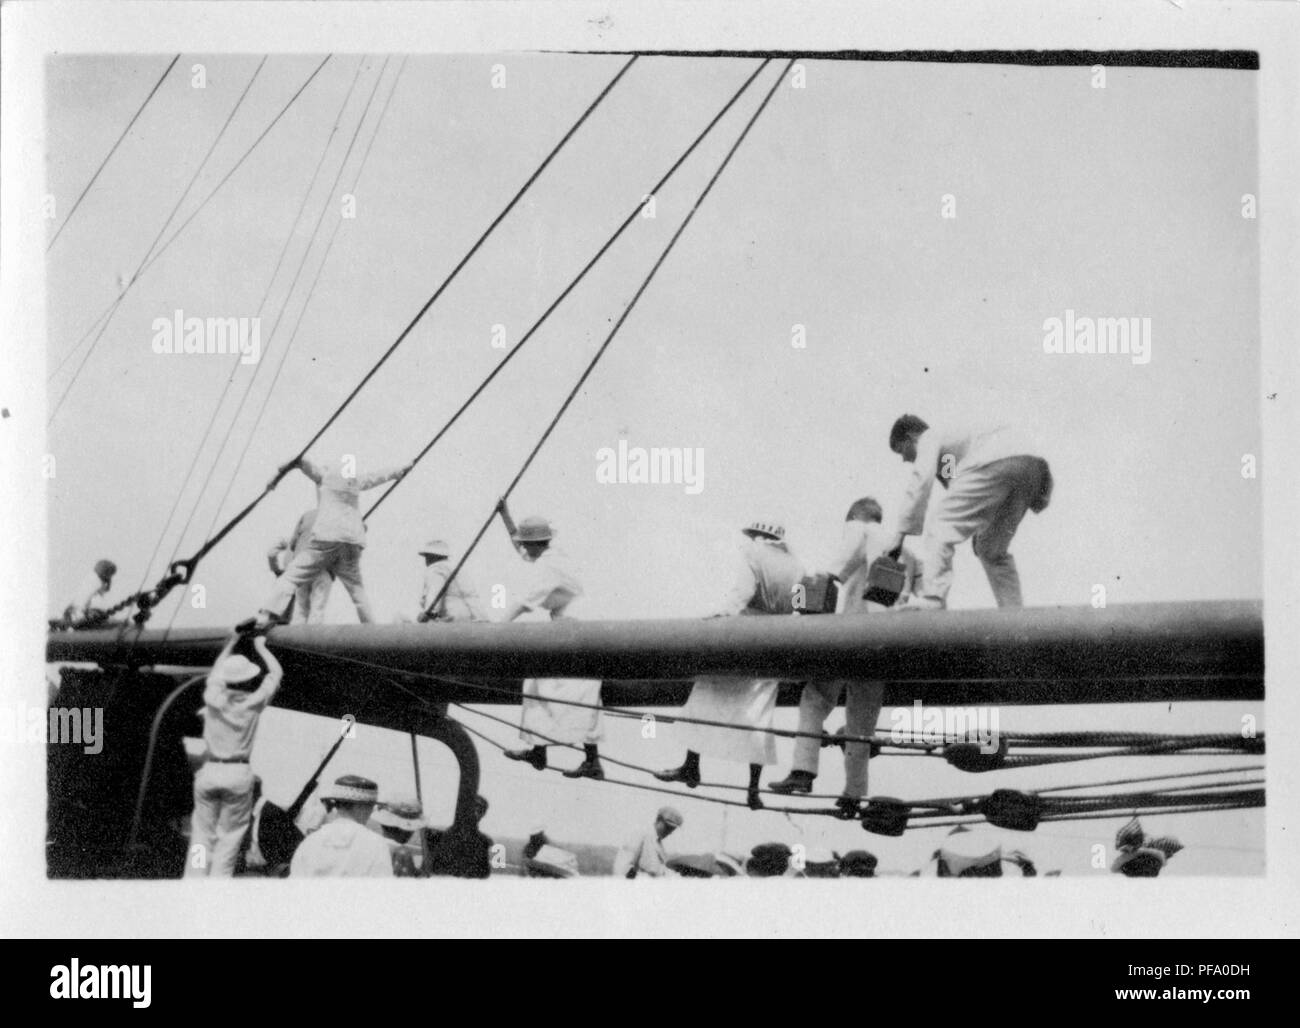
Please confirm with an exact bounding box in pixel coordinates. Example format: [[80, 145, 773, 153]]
[[155, 59, 405, 645], [116, 57, 327, 619], [265, 640, 1264, 829], [193, 58, 407, 569], [123, 633, 1257, 834], [265, 640, 1264, 778], [361, 57, 772, 522], [47, 55, 181, 253], [94, 58, 361, 640], [422, 59, 794, 617], [158, 58, 388, 615], [49, 56, 334, 407], [48, 58, 269, 422], [126, 57, 636, 625]]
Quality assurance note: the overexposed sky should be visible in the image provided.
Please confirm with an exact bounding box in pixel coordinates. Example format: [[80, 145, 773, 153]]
[[43, 53, 1262, 874]]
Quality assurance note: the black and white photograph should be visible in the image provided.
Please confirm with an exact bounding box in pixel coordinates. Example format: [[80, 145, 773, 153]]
[[3, 1, 1299, 947]]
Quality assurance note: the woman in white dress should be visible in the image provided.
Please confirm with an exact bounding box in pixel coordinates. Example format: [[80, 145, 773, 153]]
[[495, 502, 604, 780], [655, 520, 804, 809]]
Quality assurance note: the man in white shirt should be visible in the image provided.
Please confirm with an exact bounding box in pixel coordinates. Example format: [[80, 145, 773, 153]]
[[769, 497, 918, 817], [259, 454, 411, 625], [885, 414, 1053, 609], [185, 631, 282, 878], [289, 775, 394, 878], [494, 502, 605, 781], [413, 538, 483, 622], [612, 807, 683, 879]]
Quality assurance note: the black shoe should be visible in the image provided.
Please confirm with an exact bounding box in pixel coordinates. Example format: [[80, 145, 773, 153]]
[[654, 764, 701, 788], [562, 759, 605, 780], [835, 796, 862, 820], [505, 747, 546, 771], [768, 771, 815, 795], [747, 788, 765, 811]]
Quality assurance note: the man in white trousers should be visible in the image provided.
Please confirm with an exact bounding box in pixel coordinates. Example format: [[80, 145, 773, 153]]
[[185, 630, 281, 878], [655, 519, 804, 810], [258, 453, 411, 626], [884, 415, 1053, 609], [266, 507, 332, 624], [495, 500, 605, 781], [769, 497, 918, 818]]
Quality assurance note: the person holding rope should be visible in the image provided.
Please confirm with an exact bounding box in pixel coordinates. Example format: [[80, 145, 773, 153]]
[[656, 518, 805, 810], [769, 497, 918, 818], [257, 453, 411, 626], [185, 629, 282, 878], [495, 500, 605, 781]]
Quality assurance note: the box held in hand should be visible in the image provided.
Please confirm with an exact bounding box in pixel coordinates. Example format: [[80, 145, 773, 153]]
[[863, 555, 906, 607]]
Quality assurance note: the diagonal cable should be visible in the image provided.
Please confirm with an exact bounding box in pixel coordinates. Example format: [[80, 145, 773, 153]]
[[49, 56, 333, 408], [362, 57, 772, 522], [47, 55, 181, 252], [421, 60, 793, 615], [151, 56, 638, 599]]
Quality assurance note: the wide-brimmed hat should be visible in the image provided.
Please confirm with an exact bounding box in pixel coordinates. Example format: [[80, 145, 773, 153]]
[[512, 517, 553, 543], [216, 654, 261, 685], [374, 799, 425, 832], [743, 520, 785, 541], [417, 539, 450, 558], [321, 775, 380, 805]]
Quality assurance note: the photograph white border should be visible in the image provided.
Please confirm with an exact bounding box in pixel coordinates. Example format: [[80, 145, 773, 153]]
[[3, 0, 1296, 938]]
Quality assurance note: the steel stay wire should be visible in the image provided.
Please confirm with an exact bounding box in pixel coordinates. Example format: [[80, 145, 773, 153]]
[[47, 55, 182, 253], [268, 639, 1264, 813], [48, 58, 270, 425], [156, 60, 407, 645], [267, 640, 1263, 778], [418, 60, 792, 622], [360, 57, 771, 524], [193, 58, 408, 566], [158, 58, 388, 605], [129, 58, 367, 616], [123, 56, 637, 624], [48, 58, 268, 384], [49, 56, 335, 403]]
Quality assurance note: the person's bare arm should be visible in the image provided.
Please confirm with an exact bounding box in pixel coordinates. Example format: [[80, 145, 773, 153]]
[[212, 633, 239, 671], [247, 636, 282, 705], [267, 456, 307, 491], [357, 463, 412, 491], [495, 498, 524, 555]]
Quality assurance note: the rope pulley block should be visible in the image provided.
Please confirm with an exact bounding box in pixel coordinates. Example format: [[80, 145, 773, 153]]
[[820, 726, 882, 758], [943, 736, 1009, 772], [860, 797, 910, 837], [980, 789, 1042, 832]]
